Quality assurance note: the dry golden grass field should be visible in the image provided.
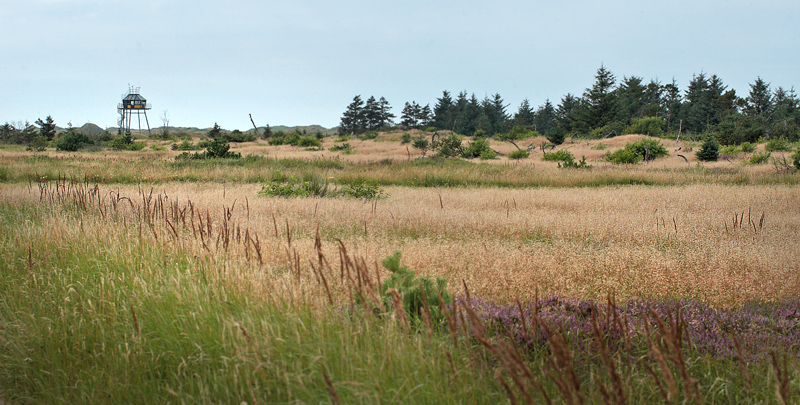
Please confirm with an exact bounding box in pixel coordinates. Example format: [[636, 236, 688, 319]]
[[2, 132, 798, 308]]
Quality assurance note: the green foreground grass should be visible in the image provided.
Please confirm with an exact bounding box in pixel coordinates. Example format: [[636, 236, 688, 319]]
[[2, 189, 799, 403], [0, 200, 504, 403]]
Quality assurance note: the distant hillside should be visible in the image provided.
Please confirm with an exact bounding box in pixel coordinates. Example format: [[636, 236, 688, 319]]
[[104, 124, 337, 136], [79, 123, 105, 137]]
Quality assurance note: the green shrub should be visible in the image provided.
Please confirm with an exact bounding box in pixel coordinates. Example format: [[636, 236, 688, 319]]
[[625, 138, 669, 161], [358, 131, 379, 140], [171, 140, 200, 151], [623, 117, 665, 137], [765, 137, 792, 152], [545, 127, 566, 145], [498, 125, 539, 142], [433, 134, 464, 158], [372, 251, 452, 327], [792, 149, 800, 170], [259, 174, 334, 198], [109, 132, 145, 151], [56, 131, 90, 152], [606, 148, 642, 164], [330, 143, 352, 152], [604, 138, 668, 164], [343, 178, 387, 200], [590, 122, 624, 139], [696, 137, 720, 162], [463, 137, 494, 159], [297, 136, 322, 148], [175, 138, 241, 159], [541, 149, 574, 162], [746, 151, 771, 165], [412, 136, 431, 156], [223, 130, 256, 143], [27, 135, 48, 151], [560, 155, 592, 169], [508, 149, 530, 160], [205, 138, 240, 158], [150, 144, 166, 151], [401, 133, 412, 144], [720, 145, 739, 155], [479, 148, 497, 160], [740, 142, 756, 153]]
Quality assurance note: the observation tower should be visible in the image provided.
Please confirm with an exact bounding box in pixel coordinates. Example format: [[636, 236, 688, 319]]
[[118, 86, 151, 134]]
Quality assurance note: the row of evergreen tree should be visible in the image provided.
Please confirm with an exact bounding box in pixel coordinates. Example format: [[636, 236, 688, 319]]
[[339, 65, 800, 145]]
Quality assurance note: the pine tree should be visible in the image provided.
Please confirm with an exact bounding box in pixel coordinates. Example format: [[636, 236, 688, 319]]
[[683, 72, 713, 134], [378, 97, 395, 128], [663, 78, 682, 133], [420, 104, 433, 128], [455, 94, 482, 136], [615, 75, 646, 124], [582, 64, 618, 130], [340, 95, 365, 134], [35, 115, 57, 141], [363, 96, 382, 131], [207, 123, 223, 138], [556, 93, 583, 133], [642, 79, 664, 118], [433, 91, 455, 130], [482, 93, 510, 136], [696, 137, 720, 161], [400, 102, 419, 128], [745, 77, 774, 127], [514, 99, 535, 127], [534, 99, 557, 136]]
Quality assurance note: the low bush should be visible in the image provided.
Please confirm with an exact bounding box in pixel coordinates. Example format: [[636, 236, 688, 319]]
[[370, 251, 452, 327], [260, 176, 387, 200], [171, 140, 200, 151], [175, 138, 241, 159], [223, 130, 256, 143], [606, 148, 642, 164], [401, 133, 412, 144], [623, 116, 665, 137], [56, 131, 91, 152], [541, 149, 574, 162], [462, 137, 494, 159], [343, 178, 388, 200], [766, 137, 792, 152], [507, 149, 530, 160], [696, 137, 720, 162], [740, 141, 756, 153], [605, 138, 668, 164], [329, 143, 352, 152], [746, 151, 771, 165], [433, 133, 464, 158], [560, 155, 592, 169]]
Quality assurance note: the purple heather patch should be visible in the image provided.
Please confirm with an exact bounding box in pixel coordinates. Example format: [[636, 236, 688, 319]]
[[458, 296, 800, 363]]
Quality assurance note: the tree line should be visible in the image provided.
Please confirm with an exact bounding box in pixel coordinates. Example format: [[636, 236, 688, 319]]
[[339, 65, 800, 145]]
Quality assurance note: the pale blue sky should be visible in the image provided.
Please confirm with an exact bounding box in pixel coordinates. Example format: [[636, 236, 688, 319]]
[[2, 0, 798, 130]]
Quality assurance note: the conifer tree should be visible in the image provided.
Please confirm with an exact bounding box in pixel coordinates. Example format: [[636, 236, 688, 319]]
[[582, 64, 618, 130], [340, 95, 365, 134], [35, 115, 56, 141], [514, 99, 535, 127], [433, 90, 455, 130]]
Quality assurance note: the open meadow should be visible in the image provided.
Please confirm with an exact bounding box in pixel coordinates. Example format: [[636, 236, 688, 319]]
[[1, 133, 800, 403]]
